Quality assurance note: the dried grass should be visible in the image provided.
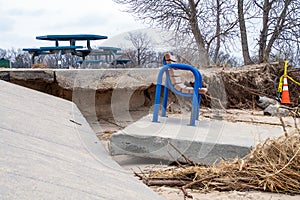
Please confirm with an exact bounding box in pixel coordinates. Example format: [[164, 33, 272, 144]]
[[32, 63, 48, 69], [140, 131, 300, 196]]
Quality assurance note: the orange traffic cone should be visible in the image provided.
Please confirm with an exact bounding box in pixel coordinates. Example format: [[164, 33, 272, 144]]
[[281, 75, 293, 104]]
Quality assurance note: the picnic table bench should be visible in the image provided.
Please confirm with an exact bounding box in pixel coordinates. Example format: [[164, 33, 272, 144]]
[[23, 46, 84, 64], [39, 46, 83, 51]]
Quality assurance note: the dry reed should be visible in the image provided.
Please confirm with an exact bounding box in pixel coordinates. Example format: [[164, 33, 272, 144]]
[[139, 132, 300, 197]]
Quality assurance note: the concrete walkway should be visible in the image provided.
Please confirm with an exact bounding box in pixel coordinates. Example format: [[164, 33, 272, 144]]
[[110, 114, 284, 165], [0, 80, 162, 200]]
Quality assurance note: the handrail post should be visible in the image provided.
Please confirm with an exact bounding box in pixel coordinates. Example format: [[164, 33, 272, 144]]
[[190, 69, 200, 126], [152, 67, 167, 122], [161, 78, 169, 117]]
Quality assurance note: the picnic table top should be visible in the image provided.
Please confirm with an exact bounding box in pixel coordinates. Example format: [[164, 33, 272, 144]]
[[36, 34, 108, 41]]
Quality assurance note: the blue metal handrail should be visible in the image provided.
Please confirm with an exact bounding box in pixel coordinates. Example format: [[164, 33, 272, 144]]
[[152, 63, 203, 126]]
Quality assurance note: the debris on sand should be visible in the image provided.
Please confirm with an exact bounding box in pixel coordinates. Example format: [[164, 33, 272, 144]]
[[137, 131, 300, 198]]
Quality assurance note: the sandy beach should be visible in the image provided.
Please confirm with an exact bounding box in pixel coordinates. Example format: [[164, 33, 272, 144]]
[[94, 109, 300, 200]]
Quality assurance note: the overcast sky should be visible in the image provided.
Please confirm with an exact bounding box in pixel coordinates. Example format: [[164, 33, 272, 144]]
[[0, 0, 149, 50]]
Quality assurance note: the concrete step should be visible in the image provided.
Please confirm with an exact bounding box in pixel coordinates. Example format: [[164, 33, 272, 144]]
[[109, 114, 284, 165]]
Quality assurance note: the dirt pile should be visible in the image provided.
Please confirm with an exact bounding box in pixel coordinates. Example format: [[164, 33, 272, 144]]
[[210, 62, 299, 109]]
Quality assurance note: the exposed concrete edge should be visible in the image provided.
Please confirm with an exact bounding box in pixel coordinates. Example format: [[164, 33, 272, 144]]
[[109, 132, 251, 165], [1, 68, 54, 81], [0, 68, 205, 90]]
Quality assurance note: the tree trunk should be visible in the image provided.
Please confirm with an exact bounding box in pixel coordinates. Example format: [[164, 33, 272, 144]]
[[137, 48, 141, 66], [258, 0, 271, 63], [238, 0, 252, 65], [188, 0, 209, 66], [264, 0, 291, 61], [213, 0, 221, 65]]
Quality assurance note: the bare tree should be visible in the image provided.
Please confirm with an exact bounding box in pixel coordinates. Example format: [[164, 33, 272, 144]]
[[205, 0, 238, 65], [114, 0, 238, 67], [124, 32, 152, 66], [43, 54, 60, 68], [61, 53, 80, 69], [12, 51, 31, 68], [5, 48, 31, 68], [254, 0, 299, 63], [0, 49, 7, 59]]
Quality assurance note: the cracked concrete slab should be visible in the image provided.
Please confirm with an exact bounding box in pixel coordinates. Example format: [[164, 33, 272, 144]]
[[0, 80, 162, 200], [109, 114, 284, 165]]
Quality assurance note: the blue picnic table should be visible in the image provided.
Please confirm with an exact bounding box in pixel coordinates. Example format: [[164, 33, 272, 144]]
[[23, 34, 108, 66], [78, 46, 131, 68]]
